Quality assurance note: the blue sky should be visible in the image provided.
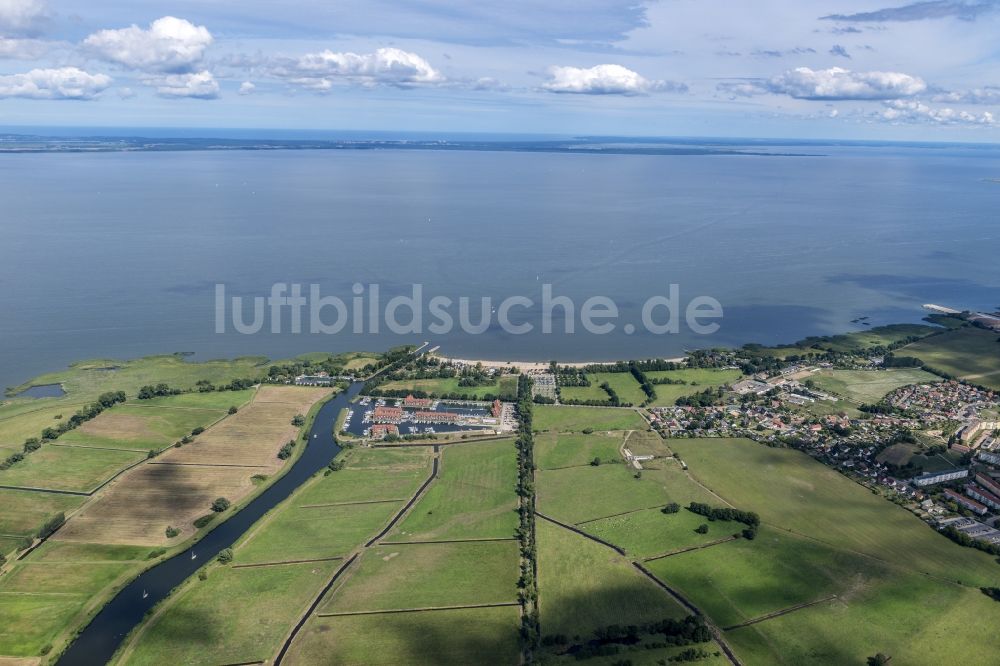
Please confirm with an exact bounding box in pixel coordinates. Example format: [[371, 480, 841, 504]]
[[1, 0, 1000, 139]]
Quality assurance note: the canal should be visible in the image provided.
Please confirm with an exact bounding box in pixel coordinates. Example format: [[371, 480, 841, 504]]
[[57, 381, 362, 665]]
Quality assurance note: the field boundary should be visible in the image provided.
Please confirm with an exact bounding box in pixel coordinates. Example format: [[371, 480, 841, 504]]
[[299, 498, 407, 508], [231, 556, 345, 569], [314, 601, 521, 617], [273, 553, 360, 666], [574, 503, 671, 526], [720, 594, 839, 631], [377, 537, 517, 545], [535, 511, 626, 555], [364, 446, 441, 547], [643, 535, 739, 562], [632, 562, 742, 666]]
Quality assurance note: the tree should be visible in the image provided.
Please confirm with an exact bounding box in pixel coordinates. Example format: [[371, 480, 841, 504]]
[[165, 526, 179, 538], [217, 548, 234, 564], [867, 654, 890, 666], [211, 497, 231, 513], [291, 414, 306, 427], [695, 524, 709, 534], [590, 457, 602, 466], [228, 406, 238, 415], [661, 503, 680, 514]]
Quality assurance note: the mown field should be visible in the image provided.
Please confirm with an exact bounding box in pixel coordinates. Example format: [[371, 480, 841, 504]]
[[0, 444, 144, 492], [901, 326, 1000, 389], [117, 433, 521, 665], [806, 368, 940, 403], [378, 375, 518, 399], [656, 437, 1000, 664], [534, 432, 623, 469], [536, 519, 688, 639], [390, 438, 518, 541], [0, 542, 155, 657], [533, 405, 647, 433], [645, 368, 743, 406]]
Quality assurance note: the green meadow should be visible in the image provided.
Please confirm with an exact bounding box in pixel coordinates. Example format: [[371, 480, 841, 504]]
[[378, 375, 518, 399], [646, 368, 743, 406], [902, 326, 1000, 389], [0, 445, 144, 492], [806, 368, 940, 403], [390, 439, 518, 542], [533, 405, 647, 433], [534, 431, 624, 469], [320, 541, 519, 613]]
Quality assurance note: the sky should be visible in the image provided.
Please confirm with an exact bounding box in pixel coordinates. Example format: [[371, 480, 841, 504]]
[[1, 0, 1000, 140]]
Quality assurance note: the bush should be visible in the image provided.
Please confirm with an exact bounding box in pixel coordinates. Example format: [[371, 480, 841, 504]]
[[291, 414, 306, 427], [193, 514, 216, 529], [695, 524, 709, 534], [165, 526, 180, 538], [211, 497, 231, 513], [590, 457, 602, 466], [198, 569, 208, 581], [37, 513, 65, 540], [228, 406, 238, 415], [191, 427, 204, 436], [661, 503, 681, 514], [277, 442, 294, 460], [217, 548, 234, 564], [147, 548, 167, 559]]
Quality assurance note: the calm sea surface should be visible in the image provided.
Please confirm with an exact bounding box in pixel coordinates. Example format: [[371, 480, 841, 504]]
[[1, 144, 998, 390]]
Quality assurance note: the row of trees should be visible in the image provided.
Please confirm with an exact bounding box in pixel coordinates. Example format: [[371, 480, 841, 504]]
[[514, 374, 540, 656], [1, 391, 127, 471]]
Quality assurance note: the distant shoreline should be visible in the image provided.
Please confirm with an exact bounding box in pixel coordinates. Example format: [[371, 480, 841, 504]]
[[434, 353, 689, 371]]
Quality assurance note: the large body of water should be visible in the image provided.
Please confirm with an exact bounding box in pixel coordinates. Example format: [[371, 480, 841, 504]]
[[2, 141, 999, 390]]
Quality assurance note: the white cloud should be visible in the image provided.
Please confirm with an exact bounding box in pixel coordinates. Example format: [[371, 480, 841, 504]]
[[146, 70, 219, 99], [766, 67, 926, 100], [272, 47, 443, 90], [881, 99, 996, 125], [0, 36, 48, 59], [238, 80, 255, 95], [0, 0, 47, 35], [932, 86, 1000, 104], [0, 66, 110, 99], [541, 63, 685, 95], [83, 16, 213, 73]]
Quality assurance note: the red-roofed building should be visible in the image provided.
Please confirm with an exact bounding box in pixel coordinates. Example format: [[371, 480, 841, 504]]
[[373, 406, 404, 423], [414, 410, 459, 423], [404, 394, 432, 408], [967, 483, 1000, 511], [370, 424, 399, 439], [945, 488, 988, 516]]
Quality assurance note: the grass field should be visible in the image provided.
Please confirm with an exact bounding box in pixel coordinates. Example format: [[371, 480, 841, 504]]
[[534, 432, 623, 469], [537, 460, 716, 525], [647, 437, 1000, 664], [0, 489, 85, 537], [0, 444, 144, 492], [321, 541, 519, 613], [132, 388, 254, 410], [118, 560, 341, 666], [806, 368, 940, 403], [6, 354, 269, 402], [390, 439, 518, 541], [669, 438, 1000, 587], [533, 405, 647, 433], [591, 372, 649, 405], [584, 507, 738, 559], [558, 382, 611, 403], [53, 387, 330, 546], [536, 519, 687, 640], [901, 327, 1000, 389], [378, 375, 518, 399], [285, 606, 522, 665], [0, 543, 153, 657], [0, 401, 88, 447], [682, 437, 1000, 578], [647, 526, 874, 627], [725, 569, 1000, 665], [646, 368, 744, 406]]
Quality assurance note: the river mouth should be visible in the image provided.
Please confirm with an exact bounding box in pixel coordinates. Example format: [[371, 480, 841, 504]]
[[56, 382, 361, 666]]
